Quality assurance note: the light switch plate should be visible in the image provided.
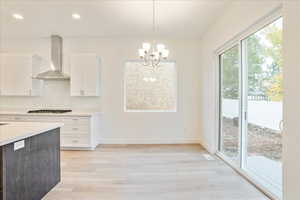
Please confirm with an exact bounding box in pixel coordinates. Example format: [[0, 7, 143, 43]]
[[14, 140, 25, 151]]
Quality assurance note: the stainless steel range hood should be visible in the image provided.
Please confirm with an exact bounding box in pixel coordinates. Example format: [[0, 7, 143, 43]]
[[33, 35, 70, 80]]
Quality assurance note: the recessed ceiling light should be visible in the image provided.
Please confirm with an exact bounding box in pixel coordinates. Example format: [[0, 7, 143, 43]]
[[12, 13, 24, 20], [72, 13, 81, 20]]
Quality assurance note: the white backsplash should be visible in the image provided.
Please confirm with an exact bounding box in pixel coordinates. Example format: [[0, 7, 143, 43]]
[[0, 80, 101, 111]]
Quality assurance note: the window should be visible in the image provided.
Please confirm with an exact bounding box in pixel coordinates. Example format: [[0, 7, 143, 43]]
[[124, 61, 177, 112]]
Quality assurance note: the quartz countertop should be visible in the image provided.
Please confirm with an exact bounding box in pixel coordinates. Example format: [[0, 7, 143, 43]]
[[0, 110, 102, 117], [0, 122, 63, 146]]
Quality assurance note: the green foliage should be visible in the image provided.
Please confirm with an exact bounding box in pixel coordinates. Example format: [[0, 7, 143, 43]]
[[246, 35, 266, 96], [264, 23, 283, 101], [267, 74, 283, 101], [221, 19, 283, 101], [222, 46, 239, 99]]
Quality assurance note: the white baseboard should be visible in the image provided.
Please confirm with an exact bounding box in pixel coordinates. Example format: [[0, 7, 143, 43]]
[[99, 138, 202, 145], [61, 147, 95, 151], [196, 137, 216, 154], [200, 142, 212, 153]]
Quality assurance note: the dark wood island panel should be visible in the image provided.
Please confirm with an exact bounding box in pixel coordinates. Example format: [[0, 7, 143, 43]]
[[0, 128, 61, 200]]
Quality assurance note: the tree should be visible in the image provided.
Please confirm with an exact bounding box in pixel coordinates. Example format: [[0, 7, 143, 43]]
[[267, 74, 283, 101], [222, 46, 239, 99], [221, 19, 283, 101], [222, 35, 265, 99], [246, 35, 266, 96], [264, 23, 283, 101]]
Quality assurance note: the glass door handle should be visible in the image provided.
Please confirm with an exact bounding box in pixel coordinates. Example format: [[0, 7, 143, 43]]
[[279, 120, 284, 133]]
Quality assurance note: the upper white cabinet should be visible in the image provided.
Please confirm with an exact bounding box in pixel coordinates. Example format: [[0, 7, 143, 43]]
[[0, 54, 42, 96], [70, 54, 101, 97]]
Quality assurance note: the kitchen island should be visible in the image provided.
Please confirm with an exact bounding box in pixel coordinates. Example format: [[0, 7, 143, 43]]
[[0, 122, 63, 200]]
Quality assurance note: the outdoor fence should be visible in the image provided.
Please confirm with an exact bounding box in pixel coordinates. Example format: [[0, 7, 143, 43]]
[[222, 99, 282, 131], [248, 95, 270, 101]]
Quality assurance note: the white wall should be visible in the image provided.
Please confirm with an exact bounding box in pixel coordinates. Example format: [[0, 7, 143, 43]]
[[198, 1, 282, 152], [0, 37, 202, 144], [283, 1, 300, 199]]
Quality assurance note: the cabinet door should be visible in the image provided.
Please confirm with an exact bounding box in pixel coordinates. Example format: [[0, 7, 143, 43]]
[[83, 55, 100, 96], [70, 54, 100, 97], [70, 55, 84, 96], [1, 55, 32, 96]]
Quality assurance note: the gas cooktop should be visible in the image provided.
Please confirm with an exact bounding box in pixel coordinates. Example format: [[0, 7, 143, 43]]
[[27, 109, 72, 114]]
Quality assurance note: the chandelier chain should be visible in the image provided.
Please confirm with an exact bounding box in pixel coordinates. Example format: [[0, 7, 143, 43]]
[[138, 0, 169, 68]]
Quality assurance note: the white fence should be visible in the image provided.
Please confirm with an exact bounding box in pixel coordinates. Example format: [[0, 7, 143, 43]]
[[222, 99, 282, 131]]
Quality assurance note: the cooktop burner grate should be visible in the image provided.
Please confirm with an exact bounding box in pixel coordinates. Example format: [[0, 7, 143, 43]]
[[27, 109, 72, 114]]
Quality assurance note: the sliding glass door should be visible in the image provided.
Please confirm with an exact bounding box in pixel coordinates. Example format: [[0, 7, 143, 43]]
[[243, 18, 283, 198], [218, 17, 283, 199], [219, 45, 241, 165]]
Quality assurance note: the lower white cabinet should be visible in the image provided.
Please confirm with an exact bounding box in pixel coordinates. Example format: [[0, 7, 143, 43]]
[[0, 114, 101, 150]]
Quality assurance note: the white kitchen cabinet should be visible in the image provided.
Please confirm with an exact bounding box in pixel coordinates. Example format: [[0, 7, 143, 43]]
[[0, 113, 101, 150], [70, 54, 101, 97], [0, 54, 43, 96]]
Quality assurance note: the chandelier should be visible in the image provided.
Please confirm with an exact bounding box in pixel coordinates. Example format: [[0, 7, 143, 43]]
[[138, 0, 169, 68]]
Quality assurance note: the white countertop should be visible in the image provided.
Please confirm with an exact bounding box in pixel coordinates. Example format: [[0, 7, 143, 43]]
[[0, 122, 63, 146], [0, 110, 102, 117]]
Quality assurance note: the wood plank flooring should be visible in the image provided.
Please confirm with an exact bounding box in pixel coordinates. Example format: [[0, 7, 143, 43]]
[[43, 144, 269, 200]]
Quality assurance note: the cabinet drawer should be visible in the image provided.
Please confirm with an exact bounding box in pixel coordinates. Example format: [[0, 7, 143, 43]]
[[61, 135, 90, 147], [61, 124, 89, 132], [61, 130, 89, 136], [61, 117, 90, 125]]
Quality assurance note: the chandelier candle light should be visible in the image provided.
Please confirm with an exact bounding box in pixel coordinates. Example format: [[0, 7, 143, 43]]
[[138, 0, 169, 68]]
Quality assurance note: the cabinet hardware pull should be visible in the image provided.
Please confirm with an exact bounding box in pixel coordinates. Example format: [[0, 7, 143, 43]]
[[279, 120, 284, 133]]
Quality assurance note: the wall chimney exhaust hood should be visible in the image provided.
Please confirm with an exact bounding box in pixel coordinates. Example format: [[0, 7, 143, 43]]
[[33, 35, 70, 80]]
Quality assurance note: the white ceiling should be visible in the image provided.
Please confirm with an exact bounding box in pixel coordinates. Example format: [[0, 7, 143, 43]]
[[0, 0, 231, 39]]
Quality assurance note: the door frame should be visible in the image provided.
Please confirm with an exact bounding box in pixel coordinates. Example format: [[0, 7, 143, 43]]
[[215, 6, 283, 200], [217, 42, 242, 169]]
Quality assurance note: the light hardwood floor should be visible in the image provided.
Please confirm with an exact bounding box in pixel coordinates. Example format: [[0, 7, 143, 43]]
[[43, 144, 269, 200]]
